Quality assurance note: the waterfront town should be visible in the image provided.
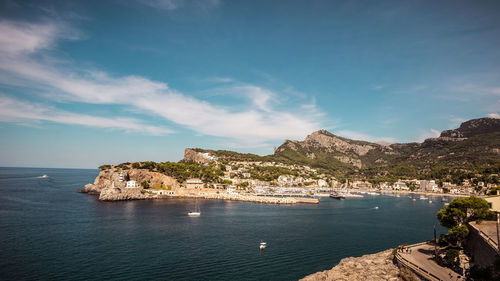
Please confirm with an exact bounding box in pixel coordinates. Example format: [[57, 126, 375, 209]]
[[83, 148, 500, 205]]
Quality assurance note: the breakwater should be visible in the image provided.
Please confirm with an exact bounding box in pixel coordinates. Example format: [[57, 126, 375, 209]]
[[189, 192, 319, 204]]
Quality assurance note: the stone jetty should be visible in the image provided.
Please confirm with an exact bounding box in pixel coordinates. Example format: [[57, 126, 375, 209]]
[[197, 192, 318, 204]]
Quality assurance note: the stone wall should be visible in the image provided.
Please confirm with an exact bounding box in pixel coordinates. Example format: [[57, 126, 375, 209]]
[[466, 223, 498, 268]]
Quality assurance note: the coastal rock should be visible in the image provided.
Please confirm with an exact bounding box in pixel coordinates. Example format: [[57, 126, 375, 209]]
[[98, 187, 149, 201], [83, 183, 100, 194], [300, 249, 401, 281], [83, 168, 179, 201]]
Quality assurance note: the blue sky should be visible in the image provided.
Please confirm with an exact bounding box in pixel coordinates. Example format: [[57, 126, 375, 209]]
[[1, 0, 500, 168]]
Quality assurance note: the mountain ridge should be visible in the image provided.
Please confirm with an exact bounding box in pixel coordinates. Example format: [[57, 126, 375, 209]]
[[186, 117, 500, 181]]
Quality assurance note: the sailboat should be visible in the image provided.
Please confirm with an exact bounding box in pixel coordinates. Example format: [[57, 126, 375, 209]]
[[188, 199, 201, 217]]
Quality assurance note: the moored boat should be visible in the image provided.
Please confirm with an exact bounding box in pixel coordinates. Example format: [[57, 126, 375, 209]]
[[329, 193, 345, 199]]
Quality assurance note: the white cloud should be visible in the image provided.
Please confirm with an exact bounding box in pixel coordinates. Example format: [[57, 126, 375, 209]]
[[0, 20, 80, 55], [430, 128, 440, 137], [453, 84, 500, 97], [488, 113, 500, 119], [414, 128, 441, 142], [137, 0, 220, 11], [0, 20, 323, 146], [0, 95, 172, 135], [336, 130, 397, 143]]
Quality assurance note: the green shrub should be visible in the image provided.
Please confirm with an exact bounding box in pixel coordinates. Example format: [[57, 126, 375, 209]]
[[98, 164, 111, 170]]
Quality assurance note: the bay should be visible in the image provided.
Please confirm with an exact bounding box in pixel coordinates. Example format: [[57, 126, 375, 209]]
[[0, 167, 447, 280]]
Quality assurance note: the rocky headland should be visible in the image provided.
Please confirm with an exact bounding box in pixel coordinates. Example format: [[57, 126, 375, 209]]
[[81, 167, 180, 201], [300, 249, 403, 281]]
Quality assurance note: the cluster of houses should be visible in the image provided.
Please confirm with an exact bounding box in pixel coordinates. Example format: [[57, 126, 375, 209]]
[[116, 157, 497, 197], [353, 179, 483, 195]]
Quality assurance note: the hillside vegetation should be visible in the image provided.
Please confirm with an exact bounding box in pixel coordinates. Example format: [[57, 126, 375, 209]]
[[191, 118, 500, 183]]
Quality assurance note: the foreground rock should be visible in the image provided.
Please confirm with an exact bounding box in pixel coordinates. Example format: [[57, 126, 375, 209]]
[[300, 249, 401, 281]]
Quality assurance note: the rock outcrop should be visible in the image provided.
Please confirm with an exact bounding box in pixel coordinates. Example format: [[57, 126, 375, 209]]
[[183, 148, 217, 164], [300, 249, 401, 281], [278, 130, 380, 157], [440, 117, 500, 139], [83, 168, 179, 201]]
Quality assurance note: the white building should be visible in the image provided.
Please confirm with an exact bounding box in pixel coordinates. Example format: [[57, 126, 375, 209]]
[[186, 178, 204, 189], [149, 189, 175, 195], [119, 173, 124, 182], [126, 180, 137, 188], [393, 182, 408, 190], [420, 180, 438, 191], [317, 179, 328, 188]]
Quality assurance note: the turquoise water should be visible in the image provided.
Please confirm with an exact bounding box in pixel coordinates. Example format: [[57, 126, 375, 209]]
[[0, 167, 448, 280]]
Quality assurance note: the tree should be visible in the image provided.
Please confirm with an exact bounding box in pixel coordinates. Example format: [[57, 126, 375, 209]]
[[445, 225, 469, 246], [98, 164, 111, 170], [445, 248, 460, 266], [437, 196, 495, 228], [237, 182, 249, 189], [141, 180, 150, 189], [437, 196, 496, 246], [132, 162, 141, 169]]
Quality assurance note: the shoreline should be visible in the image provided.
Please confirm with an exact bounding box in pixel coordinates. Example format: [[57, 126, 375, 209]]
[[377, 189, 466, 198], [79, 188, 319, 204]]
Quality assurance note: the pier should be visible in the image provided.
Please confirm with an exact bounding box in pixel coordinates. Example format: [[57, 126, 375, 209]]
[[188, 192, 319, 204]]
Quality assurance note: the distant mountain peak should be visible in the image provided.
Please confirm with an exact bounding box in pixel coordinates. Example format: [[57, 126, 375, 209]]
[[440, 117, 500, 138]]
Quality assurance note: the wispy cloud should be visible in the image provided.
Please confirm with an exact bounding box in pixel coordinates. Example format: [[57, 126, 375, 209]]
[[336, 130, 397, 143], [137, 0, 220, 11], [0, 95, 172, 135], [0, 20, 323, 146], [0, 20, 81, 54], [413, 128, 441, 142]]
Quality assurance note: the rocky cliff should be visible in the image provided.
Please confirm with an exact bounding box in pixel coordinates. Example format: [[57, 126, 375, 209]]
[[183, 148, 214, 164], [300, 249, 403, 281], [440, 117, 500, 138], [83, 167, 179, 201]]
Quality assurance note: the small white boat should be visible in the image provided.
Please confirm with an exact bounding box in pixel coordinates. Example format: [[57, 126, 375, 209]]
[[412, 199, 416, 201], [374, 206, 379, 210], [429, 200, 432, 203], [420, 196, 428, 200], [41, 174, 48, 178], [260, 242, 267, 250], [188, 199, 201, 216]]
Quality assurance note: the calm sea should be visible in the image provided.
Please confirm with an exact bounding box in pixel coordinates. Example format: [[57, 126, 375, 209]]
[[0, 167, 448, 281]]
